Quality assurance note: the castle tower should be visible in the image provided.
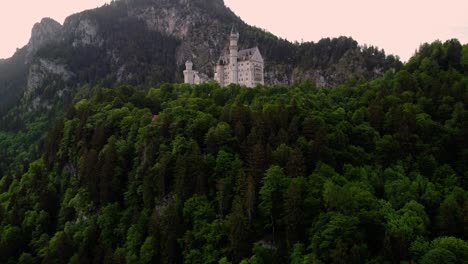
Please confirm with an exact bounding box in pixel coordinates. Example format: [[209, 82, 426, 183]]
[[229, 27, 239, 84], [183, 60, 195, 84]]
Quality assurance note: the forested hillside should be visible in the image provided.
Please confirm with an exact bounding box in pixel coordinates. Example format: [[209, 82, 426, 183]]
[[0, 40, 467, 263]]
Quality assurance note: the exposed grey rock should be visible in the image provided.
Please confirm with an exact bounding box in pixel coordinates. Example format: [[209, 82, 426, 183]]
[[39, 59, 72, 78], [126, 3, 227, 77], [26, 59, 73, 97], [26, 18, 62, 61], [71, 18, 103, 47]]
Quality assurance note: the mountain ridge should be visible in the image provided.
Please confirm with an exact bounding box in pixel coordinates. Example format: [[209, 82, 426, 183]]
[[0, 0, 402, 123]]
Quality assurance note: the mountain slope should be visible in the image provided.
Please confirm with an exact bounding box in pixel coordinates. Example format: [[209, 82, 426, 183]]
[[0, 0, 401, 119]]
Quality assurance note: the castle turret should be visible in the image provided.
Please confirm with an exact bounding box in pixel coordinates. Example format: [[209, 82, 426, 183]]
[[185, 60, 193, 71], [183, 60, 195, 84], [229, 27, 239, 84]]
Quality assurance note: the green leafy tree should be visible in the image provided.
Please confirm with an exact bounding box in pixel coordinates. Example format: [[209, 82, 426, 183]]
[[259, 166, 290, 243]]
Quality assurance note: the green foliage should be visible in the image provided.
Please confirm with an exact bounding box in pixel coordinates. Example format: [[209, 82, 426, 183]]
[[414, 237, 468, 263], [140, 236, 156, 264], [0, 40, 467, 263], [259, 166, 290, 219]]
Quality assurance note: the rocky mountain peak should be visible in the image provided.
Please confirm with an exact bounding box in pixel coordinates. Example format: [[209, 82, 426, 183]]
[[27, 18, 63, 60]]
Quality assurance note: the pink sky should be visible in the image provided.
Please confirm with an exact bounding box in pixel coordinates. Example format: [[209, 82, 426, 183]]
[[1, 0, 467, 61], [0, 0, 109, 59]]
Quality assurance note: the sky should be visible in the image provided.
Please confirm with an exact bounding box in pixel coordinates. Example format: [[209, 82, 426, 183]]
[[1, 0, 467, 61], [0, 1, 109, 59]]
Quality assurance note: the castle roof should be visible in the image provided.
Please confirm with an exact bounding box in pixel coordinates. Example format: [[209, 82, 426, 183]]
[[217, 47, 260, 65], [231, 25, 238, 35], [238, 47, 259, 60]]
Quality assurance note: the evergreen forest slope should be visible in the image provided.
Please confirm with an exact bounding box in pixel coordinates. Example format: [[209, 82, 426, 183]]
[[0, 40, 467, 263]]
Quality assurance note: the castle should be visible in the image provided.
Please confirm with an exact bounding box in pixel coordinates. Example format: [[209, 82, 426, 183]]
[[183, 29, 264, 88], [183, 61, 208, 85]]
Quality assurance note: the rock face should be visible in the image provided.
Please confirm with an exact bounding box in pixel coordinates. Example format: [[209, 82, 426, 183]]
[[26, 18, 62, 61], [71, 18, 103, 47], [26, 59, 73, 97], [125, 0, 238, 77]]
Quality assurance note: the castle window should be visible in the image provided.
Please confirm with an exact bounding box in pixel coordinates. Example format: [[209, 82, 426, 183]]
[[254, 65, 262, 82]]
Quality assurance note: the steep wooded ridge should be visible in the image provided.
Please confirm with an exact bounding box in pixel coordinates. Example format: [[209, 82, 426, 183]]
[[0, 0, 401, 119], [0, 38, 467, 263]]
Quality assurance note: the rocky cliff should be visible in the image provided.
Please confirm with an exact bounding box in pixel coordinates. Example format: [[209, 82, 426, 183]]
[[26, 18, 63, 61]]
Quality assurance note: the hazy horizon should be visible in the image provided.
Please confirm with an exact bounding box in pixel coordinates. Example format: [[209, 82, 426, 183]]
[[1, 0, 467, 61]]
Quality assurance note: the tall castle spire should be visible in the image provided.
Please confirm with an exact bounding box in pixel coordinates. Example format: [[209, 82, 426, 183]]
[[229, 25, 239, 84], [231, 24, 238, 35]]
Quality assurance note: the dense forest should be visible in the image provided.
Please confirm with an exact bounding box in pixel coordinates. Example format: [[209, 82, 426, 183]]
[[0, 40, 467, 263]]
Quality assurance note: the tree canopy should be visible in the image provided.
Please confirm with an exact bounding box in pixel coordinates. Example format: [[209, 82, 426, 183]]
[[0, 39, 467, 263]]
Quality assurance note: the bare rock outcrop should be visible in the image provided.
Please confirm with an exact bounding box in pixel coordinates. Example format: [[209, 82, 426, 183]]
[[26, 18, 62, 61]]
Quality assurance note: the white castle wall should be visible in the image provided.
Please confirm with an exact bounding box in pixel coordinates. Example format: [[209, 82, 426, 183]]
[[185, 31, 264, 88]]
